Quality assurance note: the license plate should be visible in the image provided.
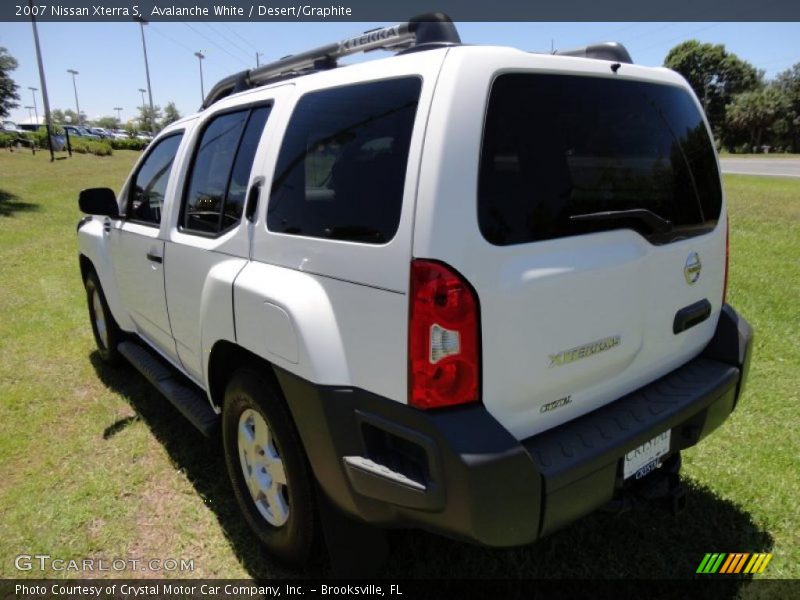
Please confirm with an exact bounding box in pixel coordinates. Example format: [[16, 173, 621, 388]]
[[623, 430, 671, 480]]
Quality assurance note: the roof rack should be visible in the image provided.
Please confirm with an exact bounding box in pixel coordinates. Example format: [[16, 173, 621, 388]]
[[201, 12, 460, 108], [555, 42, 633, 64]]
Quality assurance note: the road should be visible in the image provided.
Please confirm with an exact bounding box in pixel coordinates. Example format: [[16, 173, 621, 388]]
[[720, 158, 800, 178]]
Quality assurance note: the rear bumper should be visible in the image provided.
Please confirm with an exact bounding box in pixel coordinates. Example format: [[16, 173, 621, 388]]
[[277, 304, 753, 547]]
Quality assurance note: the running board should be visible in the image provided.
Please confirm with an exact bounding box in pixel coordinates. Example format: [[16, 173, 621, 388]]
[[117, 341, 219, 436]]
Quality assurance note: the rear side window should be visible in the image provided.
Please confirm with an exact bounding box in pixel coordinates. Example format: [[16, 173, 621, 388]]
[[479, 74, 722, 246], [127, 133, 183, 225], [267, 77, 422, 244], [182, 106, 270, 235]]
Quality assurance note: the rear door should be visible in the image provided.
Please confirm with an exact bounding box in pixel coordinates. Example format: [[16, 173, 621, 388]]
[[416, 56, 726, 440], [479, 73, 726, 438], [164, 97, 275, 383]]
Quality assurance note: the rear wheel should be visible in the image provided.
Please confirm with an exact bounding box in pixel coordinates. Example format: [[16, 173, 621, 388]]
[[84, 270, 122, 364], [222, 368, 317, 565]]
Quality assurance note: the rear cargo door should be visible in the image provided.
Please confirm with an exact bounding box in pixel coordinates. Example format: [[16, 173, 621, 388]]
[[472, 73, 726, 439]]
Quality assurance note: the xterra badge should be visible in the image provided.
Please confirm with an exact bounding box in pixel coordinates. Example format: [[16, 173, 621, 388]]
[[549, 335, 621, 367]]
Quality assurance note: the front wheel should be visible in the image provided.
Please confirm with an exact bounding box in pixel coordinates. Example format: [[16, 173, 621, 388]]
[[84, 270, 122, 364], [222, 368, 317, 565]]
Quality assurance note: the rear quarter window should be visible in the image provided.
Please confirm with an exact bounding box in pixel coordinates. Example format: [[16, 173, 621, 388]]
[[267, 77, 422, 244], [478, 73, 722, 246]]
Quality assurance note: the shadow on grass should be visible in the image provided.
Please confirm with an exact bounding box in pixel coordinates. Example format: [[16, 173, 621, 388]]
[[91, 352, 773, 587], [0, 188, 39, 217]]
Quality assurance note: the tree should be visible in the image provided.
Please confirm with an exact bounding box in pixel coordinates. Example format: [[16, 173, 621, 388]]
[[137, 104, 162, 133], [664, 40, 761, 138], [93, 116, 120, 129], [0, 47, 20, 118], [50, 108, 65, 123], [726, 87, 790, 150], [160, 101, 182, 128], [62, 108, 80, 124], [773, 63, 800, 152]]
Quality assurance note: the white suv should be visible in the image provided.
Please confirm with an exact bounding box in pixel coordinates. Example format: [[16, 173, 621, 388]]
[[77, 14, 753, 567]]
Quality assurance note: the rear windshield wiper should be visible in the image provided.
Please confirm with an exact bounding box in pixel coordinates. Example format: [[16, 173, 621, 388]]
[[569, 209, 672, 233]]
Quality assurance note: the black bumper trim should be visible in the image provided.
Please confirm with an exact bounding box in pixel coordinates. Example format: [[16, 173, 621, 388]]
[[275, 304, 752, 547], [523, 358, 738, 536], [523, 359, 738, 490]]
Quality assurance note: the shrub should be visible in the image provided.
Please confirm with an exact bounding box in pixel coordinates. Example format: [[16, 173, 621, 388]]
[[110, 137, 148, 151], [0, 132, 16, 148], [69, 138, 113, 156]]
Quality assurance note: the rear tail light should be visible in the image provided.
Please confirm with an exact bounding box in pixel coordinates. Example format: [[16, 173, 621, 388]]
[[723, 215, 730, 304], [409, 260, 480, 409]]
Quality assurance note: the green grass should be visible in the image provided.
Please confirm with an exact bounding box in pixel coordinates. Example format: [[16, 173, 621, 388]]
[[0, 150, 798, 581], [718, 153, 800, 159]]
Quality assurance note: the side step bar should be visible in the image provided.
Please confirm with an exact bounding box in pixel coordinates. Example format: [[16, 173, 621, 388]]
[[118, 341, 219, 436]]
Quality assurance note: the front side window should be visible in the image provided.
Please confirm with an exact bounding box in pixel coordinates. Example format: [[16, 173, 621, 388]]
[[479, 74, 722, 246], [267, 77, 422, 244], [127, 133, 183, 225], [182, 106, 270, 235]]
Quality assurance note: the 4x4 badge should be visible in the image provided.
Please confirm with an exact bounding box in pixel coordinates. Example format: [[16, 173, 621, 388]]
[[684, 252, 701, 284]]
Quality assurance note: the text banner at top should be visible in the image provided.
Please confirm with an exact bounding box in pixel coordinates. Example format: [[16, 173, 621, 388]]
[[3, 0, 800, 22]]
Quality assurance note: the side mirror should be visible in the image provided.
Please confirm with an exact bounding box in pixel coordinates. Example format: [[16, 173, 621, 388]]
[[78, 188, 119, 217]]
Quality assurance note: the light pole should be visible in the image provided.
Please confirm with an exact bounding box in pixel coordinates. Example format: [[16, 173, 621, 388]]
[[28, 86, 39, 124], [114, 107, 123, 126], [256, 52, 263, 67], [29, 0, 55, 161], [138, 88, 147, 130], [67, 69, 81, 125], [194, 51, 205, 103], [134, 16, 155, 133], [25, 106, 34, 121]]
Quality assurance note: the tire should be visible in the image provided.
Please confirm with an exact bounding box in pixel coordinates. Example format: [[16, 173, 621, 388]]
[[84, 270, 123, 364], [222, 368, 317, 565]]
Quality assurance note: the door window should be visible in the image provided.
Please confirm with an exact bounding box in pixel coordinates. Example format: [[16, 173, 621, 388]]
[[127, 133, 184, 225], [182, 106, 270, 235]]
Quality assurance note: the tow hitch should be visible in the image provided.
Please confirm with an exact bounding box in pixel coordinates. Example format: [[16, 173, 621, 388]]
[[604, 453, 687, 515]]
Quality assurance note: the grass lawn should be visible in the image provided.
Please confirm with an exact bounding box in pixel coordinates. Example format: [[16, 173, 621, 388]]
[[718, 153, 800, 159], [0, 150, 797, 581]]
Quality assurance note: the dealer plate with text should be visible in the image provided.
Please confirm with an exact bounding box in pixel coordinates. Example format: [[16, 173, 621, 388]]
[[623, 430, 671, 480]]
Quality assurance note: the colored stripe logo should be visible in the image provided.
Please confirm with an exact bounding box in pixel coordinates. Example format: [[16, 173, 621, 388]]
[[696, 553, 773, 574]]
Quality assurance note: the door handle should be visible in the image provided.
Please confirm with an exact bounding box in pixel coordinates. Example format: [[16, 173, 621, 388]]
[[245, 176, 265, 222], [146, 252, 163, 264]]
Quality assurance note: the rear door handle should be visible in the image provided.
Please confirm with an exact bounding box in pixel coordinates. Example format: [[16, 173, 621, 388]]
[[673, 299, 711, 334], [146, 252, 163, 264], [245, 176, 265, 222]]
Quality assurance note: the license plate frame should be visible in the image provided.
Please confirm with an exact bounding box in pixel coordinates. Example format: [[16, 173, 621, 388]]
[[623, 430, 671, 480]]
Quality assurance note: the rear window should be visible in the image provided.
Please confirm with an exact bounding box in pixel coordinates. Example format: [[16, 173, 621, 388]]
[[267, 77, 422, 244], [479, 74, 722, 246]]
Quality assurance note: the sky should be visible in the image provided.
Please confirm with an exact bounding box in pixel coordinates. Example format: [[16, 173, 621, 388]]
[[2, 21, 799, 125]]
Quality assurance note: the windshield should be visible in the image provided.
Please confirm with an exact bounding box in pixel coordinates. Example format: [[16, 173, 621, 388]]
[[478, 73, 722, 246]]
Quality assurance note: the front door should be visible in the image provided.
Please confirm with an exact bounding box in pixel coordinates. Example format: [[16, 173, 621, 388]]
[[109, 132, 185, 360]]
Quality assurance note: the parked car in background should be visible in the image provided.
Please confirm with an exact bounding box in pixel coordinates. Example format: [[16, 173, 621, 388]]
[[63, 125, 101, 140], [111, 129, 130, 140], [1, 120, 25, 134], [89, 127, 112, 139]]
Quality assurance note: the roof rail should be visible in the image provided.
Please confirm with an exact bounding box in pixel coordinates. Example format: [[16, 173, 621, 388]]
[[555, 42, 633, 64], [201, 12, 460, 108]]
